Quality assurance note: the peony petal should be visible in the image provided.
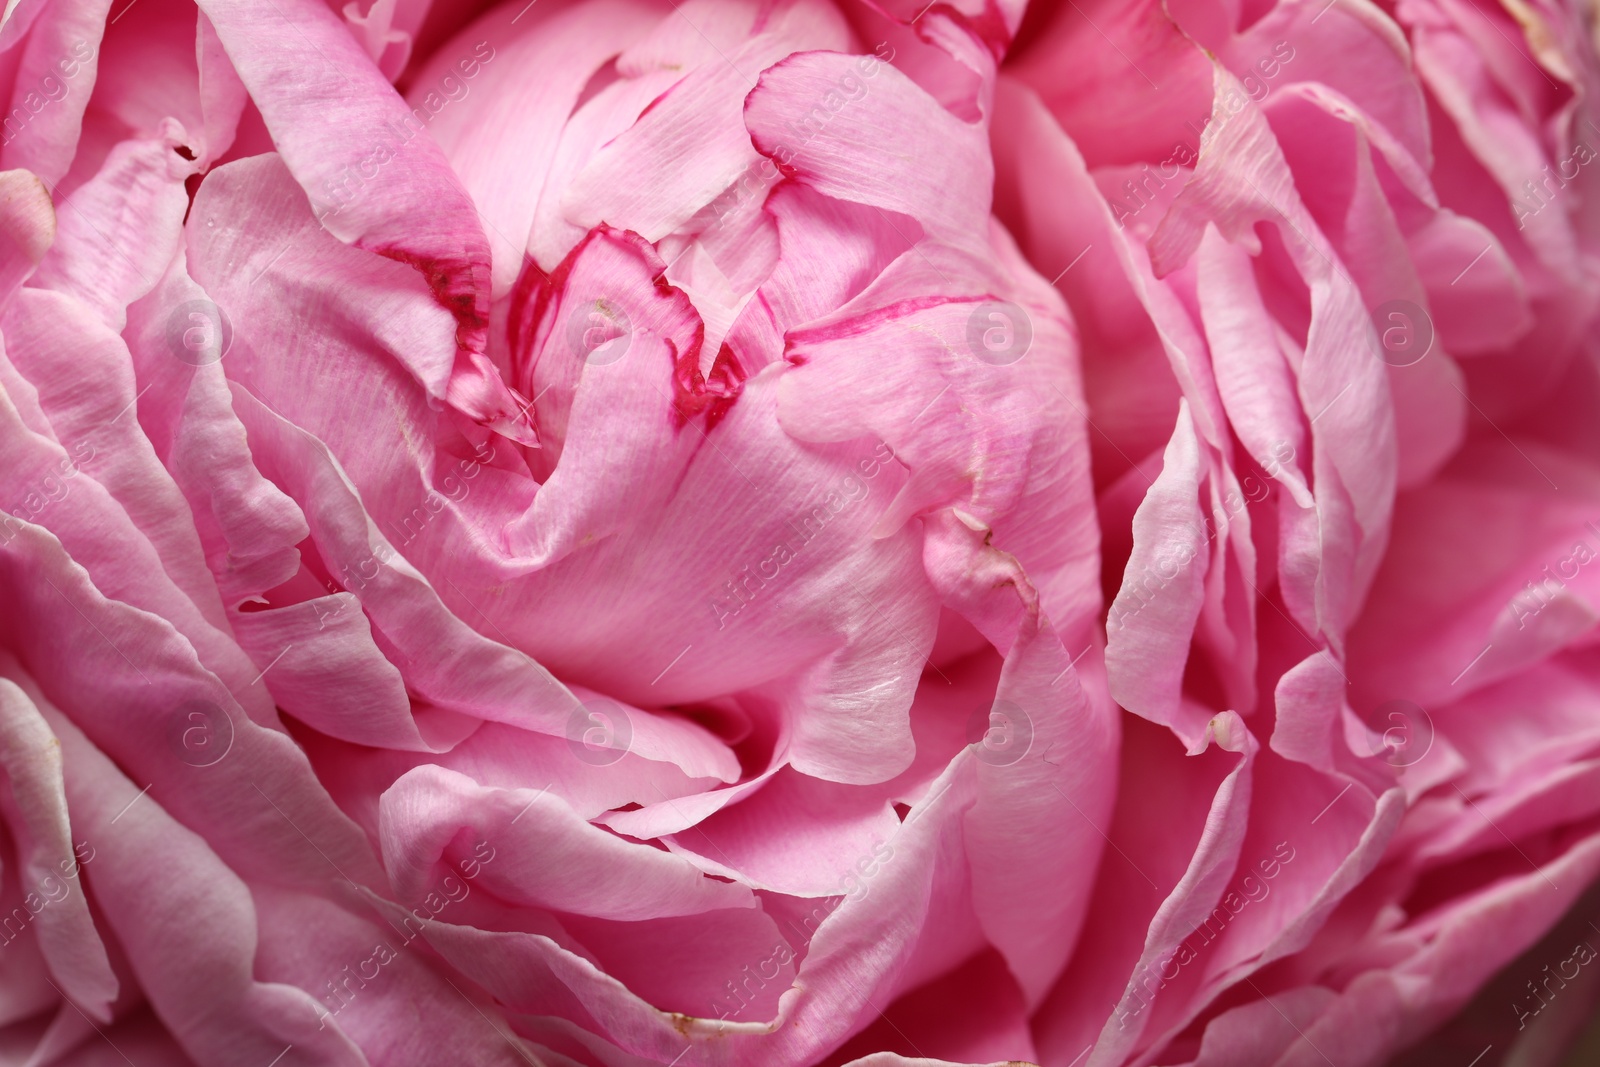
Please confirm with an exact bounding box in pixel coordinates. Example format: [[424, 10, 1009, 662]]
[[1106, 402, 1212, 743], [4, 284, 233, 638], [405, 0, 662, 296], [30, 131, 194, 330], [10, 674, 369, 1066], [0, 677, 115, 1021], [0, 519, 384, 892], [193, 0, 533, 441], [0, 168, 52, 304], [744, 49, 992, 245], [378, 764, 756, 920], [0, 0, 107, 186], [564, 3, 852, 245]]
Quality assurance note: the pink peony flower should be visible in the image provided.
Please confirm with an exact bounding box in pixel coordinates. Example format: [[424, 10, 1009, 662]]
[[994, 0, 1600, 1062], [0, 0, 1596, 1065]]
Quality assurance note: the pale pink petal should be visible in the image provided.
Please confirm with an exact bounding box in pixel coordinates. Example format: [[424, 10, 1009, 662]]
[[0, 521, 383, 891], [405, 0, 663, 295], [194, 0, 534, 442], [377, 764, 755, 920], [13, 680, 368, 1066], [1105, 402, 1213, 743], [3, 286, 235, 638], [122, 257, 311, 612], [0, 0, 107, 185], [0, 168, 52, 304], [744, 49, 992, 245], [564, 3, 852, 244], [248, 884, 544, 1067], [30, 131, 194, 330], [0, 678, 115, 1020]]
